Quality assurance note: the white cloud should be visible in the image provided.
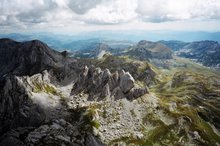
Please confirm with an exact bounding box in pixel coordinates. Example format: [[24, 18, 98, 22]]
[[0, 0, 220, 32], [82, 0, 138, 24], [137, 0, 220, 22], [68, 0, 102, 14], [0, 0, 56, 26]]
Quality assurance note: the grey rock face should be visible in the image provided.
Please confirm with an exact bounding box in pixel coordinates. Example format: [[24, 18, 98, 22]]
[[72, 66, 149, 100], [0, 39, 62, 77], [126, 87, 149, 100], [112, 87, 126, 100], [101, 83, 110, 98], [119, 72, 135, 93], [138, 66, 157, 86], [0, 127, 34, 146], [0, 119, 104, 146], [0, 76, 45, 135], [85, 134, 105, 146]]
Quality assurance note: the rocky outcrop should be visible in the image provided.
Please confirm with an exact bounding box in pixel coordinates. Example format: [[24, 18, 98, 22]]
[[119, 72, 135, 93], [0, 75, 46, 135], [25, 119, 103, 146], [71, 66, 149, 100], [0, 119, 104, 146]]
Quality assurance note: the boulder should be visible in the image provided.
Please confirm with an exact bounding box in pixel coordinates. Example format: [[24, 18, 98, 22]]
[[119, 72, 135, 93], [101, 83, 110, 98], [126, 87, 149, 100]]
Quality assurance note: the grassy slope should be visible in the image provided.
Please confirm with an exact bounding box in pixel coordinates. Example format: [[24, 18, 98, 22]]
[[149, 56, 220, 146]]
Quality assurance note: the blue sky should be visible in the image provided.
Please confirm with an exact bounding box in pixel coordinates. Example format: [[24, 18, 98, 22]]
[[1, 0, 220, 33]]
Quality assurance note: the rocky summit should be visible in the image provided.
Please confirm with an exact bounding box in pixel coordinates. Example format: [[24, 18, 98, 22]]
[[72, 65, 148, 101], [0, 39, 220, 146]]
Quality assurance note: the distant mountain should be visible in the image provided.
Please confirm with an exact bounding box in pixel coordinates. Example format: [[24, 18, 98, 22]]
[[158, 40, 189, 51], [1, 31, 220, 50], [63, 39, 102, 51], [0, 38, 67, 77], [177, 41, 220, 67], [72, 41, 133, 58], [71, 30, 220, 42], [158, 40, 220, 68], [73, 43, 112, 58], [0, 33, 135, 51], [101, 40, 134, 49], [124, 40, 172, 60], [0, 33, 65, 49]]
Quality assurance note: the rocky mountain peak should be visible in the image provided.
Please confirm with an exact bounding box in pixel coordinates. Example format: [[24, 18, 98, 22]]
[[138, 40, 153, 46], [72, 65, 149, 100], [0, 39, 72, 77], [0, 38, 17, 43]]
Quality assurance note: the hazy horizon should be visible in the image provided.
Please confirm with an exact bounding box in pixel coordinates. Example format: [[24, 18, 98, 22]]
[[1, 30, 220, 43]]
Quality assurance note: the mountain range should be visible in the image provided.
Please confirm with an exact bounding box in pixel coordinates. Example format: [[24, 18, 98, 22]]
[[161, 40, 220, 68], [1, 32, 220, 68], [0, 38, 220, 146]]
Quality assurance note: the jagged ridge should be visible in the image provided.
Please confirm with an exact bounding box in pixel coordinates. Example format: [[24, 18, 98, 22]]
[[72, 65, 149, 100]]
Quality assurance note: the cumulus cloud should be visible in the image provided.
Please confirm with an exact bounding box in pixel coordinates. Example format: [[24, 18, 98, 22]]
[[82, 0, 138, 24], [0, 0, 220, 31], [137, 0, 220, 22], [68, 0, 102, 14], [0, 0, 58, 26]]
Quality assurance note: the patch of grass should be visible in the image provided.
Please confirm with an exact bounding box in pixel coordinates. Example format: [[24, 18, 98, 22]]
[[143, 126, 168, 145], [108, 134, 145, 146], [89, 120, 100, 129], [77, 106, 102, 130], [86, 108, 97, 117], [32, 81, 43, 92], [44, 84, 58, 95], [32, 80, 59, 95], [180, 107, 220, 145]]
